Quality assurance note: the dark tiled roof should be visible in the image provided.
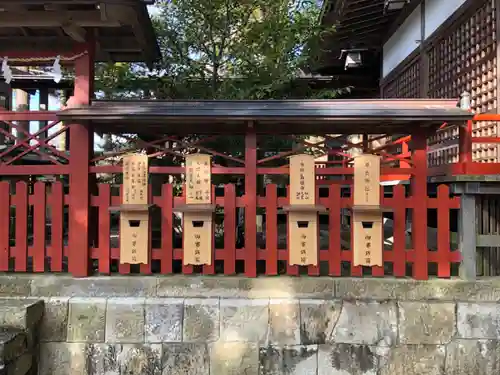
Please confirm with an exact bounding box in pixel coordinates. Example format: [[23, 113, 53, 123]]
[[57, 99, 472, 135]]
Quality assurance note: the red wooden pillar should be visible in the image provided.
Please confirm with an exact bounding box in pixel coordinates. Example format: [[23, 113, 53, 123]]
[[68, 46, 94, 277], [411, 129, 428, 280], [458, 92, 472, 174], [458, 120, 473, 174], [244, 126, 257, 277]]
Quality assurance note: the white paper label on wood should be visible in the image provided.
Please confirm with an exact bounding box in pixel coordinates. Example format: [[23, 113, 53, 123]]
[[354, 154, 381, 206], [352, 212, 383, 267], [123, 154, 148, 205], [288, 212, 318, 266], [120, 153, 149, 265], [186, 153, 211, 204], [290, 154, 315, 205]]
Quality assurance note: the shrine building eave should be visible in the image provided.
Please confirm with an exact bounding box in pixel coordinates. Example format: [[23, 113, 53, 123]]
[[57, 99, 473, 135], [0, 0, 160, 65]]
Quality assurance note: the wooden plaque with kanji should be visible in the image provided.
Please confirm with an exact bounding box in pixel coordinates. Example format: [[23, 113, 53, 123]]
[[183, 153, 213, 266], [353, 153, 383, 267], [186, 153, 211, 204], [120, 153, 149, 264], [289, 154, 315, 205], [288, 153, 318, 266], [353, 154, 380, 206]]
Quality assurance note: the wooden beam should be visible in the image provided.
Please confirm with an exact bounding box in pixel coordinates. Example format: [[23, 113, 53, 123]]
[[0, 36, 141, 51], [108, 4, 155, 63], [99, 3, 108, 21], [62, 23, 87, 42], [0, 10, 121, 28], [383, 0, 422, 44]]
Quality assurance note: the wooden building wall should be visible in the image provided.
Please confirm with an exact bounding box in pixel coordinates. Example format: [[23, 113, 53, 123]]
[[381, 0, 498, 165]]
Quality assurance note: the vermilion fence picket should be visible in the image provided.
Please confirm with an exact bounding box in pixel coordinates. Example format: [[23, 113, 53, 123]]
[[0, 181, 9, 271], [50, 182, 64, 272], [14, 181, 28, 272], [0, 180, 460, 279]]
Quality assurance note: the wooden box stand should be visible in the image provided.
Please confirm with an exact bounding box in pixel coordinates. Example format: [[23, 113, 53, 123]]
[[352, 154, 389, 267], [285, 154, 325, 266], [110, 154, 152, 265], [176, 153, 214, 265]]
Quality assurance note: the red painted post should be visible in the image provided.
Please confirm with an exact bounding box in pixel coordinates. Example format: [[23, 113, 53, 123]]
[[33, 182, 46, 272], [244, 128, 258, 277], [265, 184, 278, 275], [328, 185, 341, 276], [224, 184, 237, 275], [436, 185, 451, 277], [459, 92, 472, 174], [181, 185, 193, 275], [160, 183, 173, 274], [459, 120, 473, 174], [285, 186, 298, 276], [68, 48, 94, 277], [411, 130, 429, 280], [97, 184, 111, 274], [50, 182, 64, 272], [308, 185, 321, 276], [202, 185, 216, 275], [0, 182, 10, 271], [392, 185, 407, 277], [14, 181, 28, 272], [117, 185, 130, 275]]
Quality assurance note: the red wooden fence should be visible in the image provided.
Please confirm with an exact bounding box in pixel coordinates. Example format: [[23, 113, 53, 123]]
[[0, 180, 460, 279]]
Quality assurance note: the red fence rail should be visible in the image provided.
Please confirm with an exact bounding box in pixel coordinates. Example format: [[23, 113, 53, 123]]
[[0, 180, 460, 279], [426, 113, 500, 176]]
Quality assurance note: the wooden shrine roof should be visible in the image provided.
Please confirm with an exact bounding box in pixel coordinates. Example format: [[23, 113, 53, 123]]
[[57, 99, 473, 135], [0, 0, 159, 65], [315, 0, 414, 73]]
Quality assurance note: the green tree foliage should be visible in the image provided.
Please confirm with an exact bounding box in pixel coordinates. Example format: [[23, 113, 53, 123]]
[[95, 0, 342, 99], [94, 0, 343, 186], [94, 0, 344, 250]]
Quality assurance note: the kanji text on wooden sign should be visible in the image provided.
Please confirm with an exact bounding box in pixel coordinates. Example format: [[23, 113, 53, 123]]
[[353, 154, 383, 267], [288, 154, 319, 266], [183, 153, 213, 265], [120, 153, 150, 264]]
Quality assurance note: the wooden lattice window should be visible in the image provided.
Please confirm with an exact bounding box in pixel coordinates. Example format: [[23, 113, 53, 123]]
[[382, 59, 421, 98], [427, 0, 498, 164]]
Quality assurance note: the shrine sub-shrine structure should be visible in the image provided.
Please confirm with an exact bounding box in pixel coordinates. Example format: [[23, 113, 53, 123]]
[[0, 0, 492, 282]]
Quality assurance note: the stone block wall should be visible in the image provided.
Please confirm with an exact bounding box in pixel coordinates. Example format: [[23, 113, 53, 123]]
[[2, 275, 500, 374], [0, 299, 44, 375]]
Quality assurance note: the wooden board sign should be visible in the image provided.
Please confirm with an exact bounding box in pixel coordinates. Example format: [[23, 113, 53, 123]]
[[288, 153, 318, 266], [186, 153, 211, 204], [353, 154, 380, 206], [352, 212, 383, 267], [120, 211, 149, 264], [184, 216, 213, 265], [184, 153, 213, 266], [290, 154, 315, 205], [353, 153, 383, 267], [120, 153, 149, 264], [288, 212, 318, 266]]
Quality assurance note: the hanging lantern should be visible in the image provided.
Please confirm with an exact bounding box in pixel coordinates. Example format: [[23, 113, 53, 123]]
[[384, 0, 408, 11], [1, 57, 12, 84], [340, 49, 367, 70]]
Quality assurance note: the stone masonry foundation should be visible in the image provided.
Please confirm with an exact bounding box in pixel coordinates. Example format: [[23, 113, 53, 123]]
[[1, 275, 500, 374]]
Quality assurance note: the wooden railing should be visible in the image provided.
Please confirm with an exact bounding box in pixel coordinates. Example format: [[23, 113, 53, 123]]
[[0, 180, 460, 279]]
